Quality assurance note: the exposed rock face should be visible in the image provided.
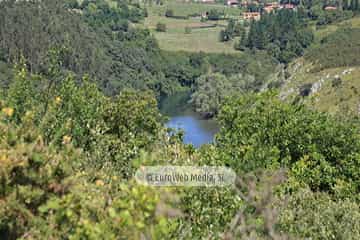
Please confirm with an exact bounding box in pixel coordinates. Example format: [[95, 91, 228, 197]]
[[311, 78, 325, 94]]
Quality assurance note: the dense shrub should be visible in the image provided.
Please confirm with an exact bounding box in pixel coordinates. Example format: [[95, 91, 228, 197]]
[[0, 70, 176, 240], [165, 9, 174, 17], [191, 73, 232, 117], [208, 9, 222, 20], [184, 26, 192, 34], [156, 22, 167, 32], [216, 92, 360, 196]]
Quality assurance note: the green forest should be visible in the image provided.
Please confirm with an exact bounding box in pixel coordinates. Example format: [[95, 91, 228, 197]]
[[0, 0, 360, 239]]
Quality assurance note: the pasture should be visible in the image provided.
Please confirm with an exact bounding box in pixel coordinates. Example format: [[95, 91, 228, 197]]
[[148, 1, 242, 17], [144, 1, 242, 53], [313, 16, 360, 42]]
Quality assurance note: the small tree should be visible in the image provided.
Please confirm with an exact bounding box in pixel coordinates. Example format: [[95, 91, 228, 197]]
[[208, 9, 221, 20], [165, 9, 174, 17], [233, 22, 245, 37], [219, 30, 230, 42], [156, 22, 166, 32], [185, 26, 192, 34]]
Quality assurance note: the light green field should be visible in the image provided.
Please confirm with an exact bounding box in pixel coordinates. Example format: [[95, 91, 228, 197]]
[[313, 16, 360, 42], [78, 0, 118, 7], [154, 26, 238, 53], [145, 15, 238, 53], [313, 67, 360, 114], [145, 15, 227, 32], [148, 1, 242, 17], [144, 1, 242, 53]]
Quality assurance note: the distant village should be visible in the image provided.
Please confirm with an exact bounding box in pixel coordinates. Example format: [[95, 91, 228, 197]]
[[193, 0, 339, 21]]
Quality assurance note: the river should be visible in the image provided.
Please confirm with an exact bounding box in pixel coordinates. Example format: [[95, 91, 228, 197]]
[[159, 91, 219, 148]]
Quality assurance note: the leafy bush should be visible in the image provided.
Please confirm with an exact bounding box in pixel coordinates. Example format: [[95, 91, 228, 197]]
[[0, 70, 176, 240], [208, 9, 222, 21], [190, 73, 232, 117], [165, 9, 174, 18], [185, 26, 192, 34], [216, 92, 360, 196], [156, 22, 167, 32]]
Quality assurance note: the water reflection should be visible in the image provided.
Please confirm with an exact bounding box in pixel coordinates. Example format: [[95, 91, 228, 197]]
[[159, 91, 219, 148]]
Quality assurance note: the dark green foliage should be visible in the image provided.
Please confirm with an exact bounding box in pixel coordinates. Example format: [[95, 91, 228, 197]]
[[186, 51, 279, 115], [0, 0, 173, 97], [243, 10, 314, 63], [160, 51, 203, 88], [191, 73, 232, 117], [246, 3, 261, 12], [208, 9, 222, 20], [350, 0, 360, 11], [190, 73, 257, 116], [219, 29, 231, 42], [219, 19, 243, 42], [81, 0, 145, 25], [165, 9, 174, 17], [234, 31, 248, 51], [0, 0, 104, 76], [64, 0, 80, 9], [0, 61, 13, 88]]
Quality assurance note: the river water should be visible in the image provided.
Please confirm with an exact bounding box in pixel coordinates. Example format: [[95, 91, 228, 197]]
[[159, 91, 219, 148]]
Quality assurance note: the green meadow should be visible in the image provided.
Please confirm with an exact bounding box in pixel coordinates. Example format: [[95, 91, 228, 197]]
[[144, 1, 242, 53]]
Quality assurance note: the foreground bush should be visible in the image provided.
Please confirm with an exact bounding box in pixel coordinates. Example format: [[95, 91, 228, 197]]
[[0, 108, 176, 240], [156, 23, 166, 32], [279, 189, 360, 240]]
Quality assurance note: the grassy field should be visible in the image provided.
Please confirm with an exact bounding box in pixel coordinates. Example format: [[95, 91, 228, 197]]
[[144, 14, 227, 32], [313, 16, 360, 42], [154, 26, 239, 53], [148, 1, 242, 17], [143, 1, 242, 53]]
